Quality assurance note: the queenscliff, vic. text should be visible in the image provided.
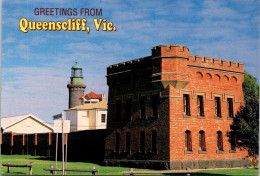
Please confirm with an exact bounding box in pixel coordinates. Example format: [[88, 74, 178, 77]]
[[19, 18, 117, 34]]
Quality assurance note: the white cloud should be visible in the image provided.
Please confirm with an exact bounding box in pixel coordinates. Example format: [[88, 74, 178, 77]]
[[2, 36, 16, 44]]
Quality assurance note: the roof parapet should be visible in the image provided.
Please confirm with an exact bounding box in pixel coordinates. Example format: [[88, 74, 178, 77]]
[[189, 55, 243, 71]]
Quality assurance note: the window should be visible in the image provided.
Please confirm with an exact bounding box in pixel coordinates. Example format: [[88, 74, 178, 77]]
[[230, 131, 236, 151], [115, 100, 121, 120], [197, 96, 204, 116], [199, 131, 206, 151], [227, 98, 234, 118], [125, 132, 130, 152], [183, 94, 191, 116], [101, 114, 106, 123], [151, 131, 157, 153], [140, 96, 146, 118], [139, 131, 145, 153], [185, 130, 192, 151], [217, 131, 223, 151], [215, 97, 221, 117], [125, 98, 132, 121], [152, 94, 159, 118], [114, 132, 120, 152]]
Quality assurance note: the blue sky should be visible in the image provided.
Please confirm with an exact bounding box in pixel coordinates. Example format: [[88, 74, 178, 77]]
[[2, 0, 259, 124]]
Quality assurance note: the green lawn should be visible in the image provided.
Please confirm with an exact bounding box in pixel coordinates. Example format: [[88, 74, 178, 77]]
[[0, 155, 258, 175]]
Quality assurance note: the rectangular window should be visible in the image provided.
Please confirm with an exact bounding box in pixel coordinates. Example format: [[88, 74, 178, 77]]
[[199, 131, 206, 151], [197, 95, 204, 116], [139, 131, 145, 153], [151, 131, 157, 153], [217, 131, 223, 151], [101, 114, 106, 123], [140, 96, 146, 118], [215, 97, 221, 117], [227, 98, 234, 118], [183, 94, 191, 116], [125, 98, 132, 121], [125, 132, 130, 152], [185, 130, 192, 151], [152, 94, 159, 118], [114, 132, 120, 152], [115, 100, 121, 120], [230, 132, 236, 151]]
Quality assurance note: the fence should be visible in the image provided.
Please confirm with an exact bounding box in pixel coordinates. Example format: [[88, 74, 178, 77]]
[[1, 130, 106, 164]]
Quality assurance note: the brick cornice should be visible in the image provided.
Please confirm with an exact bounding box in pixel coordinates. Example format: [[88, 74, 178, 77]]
[[151, 56, 189, 60], [188, 65, 244, 75]]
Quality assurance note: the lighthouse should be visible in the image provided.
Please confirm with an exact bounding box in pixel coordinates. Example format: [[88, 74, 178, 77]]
[[67, 61, 86, 108]]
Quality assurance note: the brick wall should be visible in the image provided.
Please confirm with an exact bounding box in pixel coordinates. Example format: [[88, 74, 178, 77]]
[[104, 44, 249, 169]]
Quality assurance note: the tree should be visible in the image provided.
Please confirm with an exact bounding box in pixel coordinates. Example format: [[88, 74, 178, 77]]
[[230, 72, 259, 158]]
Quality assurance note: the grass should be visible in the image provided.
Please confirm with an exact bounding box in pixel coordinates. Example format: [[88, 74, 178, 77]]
[[0, 155, 258, 175], [1, 155, 149, 175]]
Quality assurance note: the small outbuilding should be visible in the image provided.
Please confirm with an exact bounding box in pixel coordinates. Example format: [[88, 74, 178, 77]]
[[1, 114, 53, 134], [65, 100, 107, 132]]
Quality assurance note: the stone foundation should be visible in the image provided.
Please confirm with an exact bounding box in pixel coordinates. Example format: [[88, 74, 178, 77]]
[[104, 158, 250, 170], [170, 158, 250, 170]]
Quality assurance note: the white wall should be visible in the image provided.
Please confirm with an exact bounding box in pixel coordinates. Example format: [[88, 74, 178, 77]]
[[66, 110, 78, 132], [66, 108, 107, 132], [4, 117, 52, 134], [96, 110, 107, 129], [77, 110, 89, 131]]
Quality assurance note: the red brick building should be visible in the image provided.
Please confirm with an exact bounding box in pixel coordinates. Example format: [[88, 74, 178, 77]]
[[104, 44, 249, 169]]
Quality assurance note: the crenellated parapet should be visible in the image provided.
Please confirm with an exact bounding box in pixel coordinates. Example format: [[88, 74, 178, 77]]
[[107, 56, 151, 76], [188, 55, 244, 73], [152, 44, 189, 58], [106, 44, 244, 90]]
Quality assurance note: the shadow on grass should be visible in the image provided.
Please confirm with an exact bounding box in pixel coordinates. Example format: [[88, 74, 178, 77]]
[[164, 174, 230, 176], [27, 156, 51, 161], [2, 171, 27, 175]]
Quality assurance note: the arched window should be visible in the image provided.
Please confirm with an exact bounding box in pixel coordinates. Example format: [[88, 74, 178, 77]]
[[230, 131, 236, 151], [185, 130, 192, 151], [114, 132, 120, 152], [199, 131, 206, 151], [217, 131, 223, 151], [125, 132, 130, 152], [151, 131, 157, 153], [139, 131, 145, 153]]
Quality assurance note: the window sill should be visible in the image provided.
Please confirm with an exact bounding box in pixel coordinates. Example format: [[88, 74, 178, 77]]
[[149, 115, 158, 119], [123, 151, 131, 154], [216, 150, 224, 154], [214, 116, 222, 120], [198, 150, 207, 154], [183, 114, 192, 118], [184, 150, 193, 154], [227, 117, 234, 120], [197, 115, 205, 119], [149, 150, 159, 155], [229, 149, 236, 153], [140, 117, 145, 119]]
